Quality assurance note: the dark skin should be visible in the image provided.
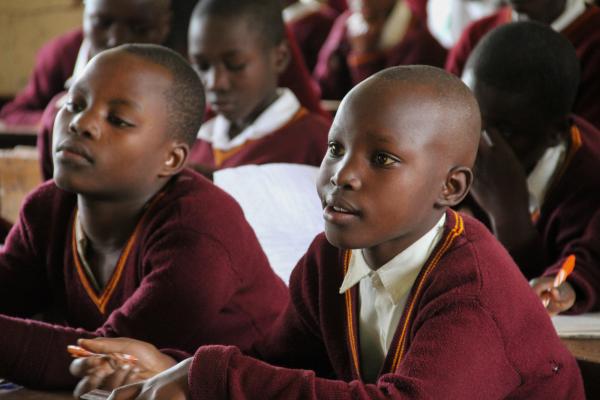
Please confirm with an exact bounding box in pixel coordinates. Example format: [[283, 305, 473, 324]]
[[464, 70, 575, 314], [71, 69, 482, 399], [187, 13, 289, 176], [84, 0, 172, 58], [508, 0, 567, 25], [53, 50, 189, 291]]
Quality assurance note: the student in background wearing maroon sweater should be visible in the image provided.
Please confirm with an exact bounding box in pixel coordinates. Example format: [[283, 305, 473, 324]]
[[282, 0, 338, 71], [461, 22, 600, 315], [0, 44, 288, 389], [446, 0, 600, 128], [73, 66, 583, 399], [0, 0, 172, 127], [187, 0, 330, 176], [313, 0, 446, 100]]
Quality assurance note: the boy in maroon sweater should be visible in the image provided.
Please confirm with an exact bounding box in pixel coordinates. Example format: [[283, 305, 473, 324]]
[[445, 0, 600, 128], [313, 0, 446, 100], [187, 0, 330, 174], [0, 0, 172, 126], [74, 66, 583, 399], [0, 44, 288, 389], [461, 22, 600, 315]]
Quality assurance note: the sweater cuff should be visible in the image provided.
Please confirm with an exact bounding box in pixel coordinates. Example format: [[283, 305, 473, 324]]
[[188, 345, 238, 400]]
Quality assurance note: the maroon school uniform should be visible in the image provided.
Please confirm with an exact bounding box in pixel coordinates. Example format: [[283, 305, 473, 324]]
[[188, 210, 584, 399], [446, 5, 600, 128], [536, 116, 600, 314], [189, 107, 329, 169], [285, 3, 338, 71], [0, 169, 288, 389], [0, 29, 82, 126], [313, 6, 446, 100]]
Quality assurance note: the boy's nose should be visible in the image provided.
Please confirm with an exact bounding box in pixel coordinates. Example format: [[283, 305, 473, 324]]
[[204, 65, 230, 92], [330, 158, 362, 190], [68, 110, 101, 140]]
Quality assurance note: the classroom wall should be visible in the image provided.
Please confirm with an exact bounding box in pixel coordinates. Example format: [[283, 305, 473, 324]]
[[0, 0, 83, 98]]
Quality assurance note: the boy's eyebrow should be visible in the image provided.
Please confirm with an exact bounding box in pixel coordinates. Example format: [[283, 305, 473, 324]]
[[108, 99, 142, 112]]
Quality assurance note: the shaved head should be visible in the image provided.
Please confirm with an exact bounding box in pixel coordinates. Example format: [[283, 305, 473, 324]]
[[344, 65, 481, 169]]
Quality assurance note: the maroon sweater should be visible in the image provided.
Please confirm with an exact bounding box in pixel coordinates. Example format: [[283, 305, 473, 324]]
[[188, 210, 584, 399], [536, 116, 600, 314], [287, 3, 338, 71], [313, 9, 446, 100], [0, 169, 288, 389], [0, 29, 82, 126], [445, 5, 600, 128], [188, 108, 329, 169]]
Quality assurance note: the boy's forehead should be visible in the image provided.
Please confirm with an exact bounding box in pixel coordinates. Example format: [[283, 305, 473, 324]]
[[85, 0, 169, 16]]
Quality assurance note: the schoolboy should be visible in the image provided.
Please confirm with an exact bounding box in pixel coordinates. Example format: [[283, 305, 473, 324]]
[[313, 0, 446, 99], [461, 22, 600, 315], [282, 0, 338, 71], [0, 44, 288, 388], [0, 0, 172, 126], [446, 0, 600, 128], [79, 66, 583, 399], [187, 0, 330, 173]]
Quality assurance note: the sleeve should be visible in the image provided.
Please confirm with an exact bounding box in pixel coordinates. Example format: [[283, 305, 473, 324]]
[[0, 37, 73, 126], [543, 207, 600, 314], [187, 300, 523, 400], [444, 21, 480, 76], [313, 14, 354, 100], [0, 228, 241, 390]]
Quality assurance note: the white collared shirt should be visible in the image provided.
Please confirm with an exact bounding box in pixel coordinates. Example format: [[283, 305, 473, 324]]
[[339, 214, 446, 382], [512, 0, 586, 31], [197, 88, 300, 151], [527, 139, 568, 214], [283, 0, 323, 23]]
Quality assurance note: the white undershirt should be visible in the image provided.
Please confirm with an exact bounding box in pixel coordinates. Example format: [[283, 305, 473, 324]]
[[339, 214, 446, 382]]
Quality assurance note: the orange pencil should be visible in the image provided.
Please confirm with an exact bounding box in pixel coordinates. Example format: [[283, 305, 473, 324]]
[[67, 345, 138, 365], [542, 255, 576, 308]]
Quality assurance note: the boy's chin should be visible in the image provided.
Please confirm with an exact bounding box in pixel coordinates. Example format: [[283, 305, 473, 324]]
[[324, 228, 363, 251]]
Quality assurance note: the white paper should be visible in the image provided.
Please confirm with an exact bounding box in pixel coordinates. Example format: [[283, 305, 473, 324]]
[[214, 163, 324, 284], [552, 312, 600, 338]]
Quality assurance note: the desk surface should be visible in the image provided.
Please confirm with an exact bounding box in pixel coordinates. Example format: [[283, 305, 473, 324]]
[[0, 389, 71, 399], [562, 337, 600, 363]]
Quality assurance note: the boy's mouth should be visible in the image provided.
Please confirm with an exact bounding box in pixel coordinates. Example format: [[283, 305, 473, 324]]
[[55, 141, 94, 164], [323, 196, 361, 224]]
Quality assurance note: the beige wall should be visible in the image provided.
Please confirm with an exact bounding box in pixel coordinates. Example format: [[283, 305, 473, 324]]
[[0, 0, 83, 97]]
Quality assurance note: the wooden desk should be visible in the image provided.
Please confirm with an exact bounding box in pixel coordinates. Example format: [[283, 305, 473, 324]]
[[562, 338, 600, 363], [0, 125, 37, 148]]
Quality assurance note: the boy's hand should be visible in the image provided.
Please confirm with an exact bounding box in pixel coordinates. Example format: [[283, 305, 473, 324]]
[[108, 358, 192, 400], [530, 277, 576, 315], [70, 337, 176, 398], [347, 13, 384, 54]]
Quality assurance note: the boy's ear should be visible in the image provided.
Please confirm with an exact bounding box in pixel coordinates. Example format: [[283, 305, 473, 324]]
[[159, 142, 189, 177], [272, 41, 290, 74], [435, 166, 473, 208]]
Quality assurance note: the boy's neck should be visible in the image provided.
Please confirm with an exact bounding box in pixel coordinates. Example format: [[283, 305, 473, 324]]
[[228, 89, 280, 140], [76, 189, 160, 251]]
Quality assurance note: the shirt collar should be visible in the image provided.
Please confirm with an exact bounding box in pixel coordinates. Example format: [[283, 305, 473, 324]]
[[197, 88, 300, 151], [511, 0, 586, 31], [339, 213, 446, 304], [527, 139, 567, 213]]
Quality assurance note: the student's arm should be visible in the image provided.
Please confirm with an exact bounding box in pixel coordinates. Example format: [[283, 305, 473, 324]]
[[108, 300, 529, 400], [0, 31, 79, 126], [470, 128, 546, 278], [0, 227, 243, 389]]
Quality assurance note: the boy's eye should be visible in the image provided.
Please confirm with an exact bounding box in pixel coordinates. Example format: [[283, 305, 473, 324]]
[[372, 152, 398, 167], [192, 62, 210, 73], [225, 61, 246, 72], [328, 142, 344, 157], [65, 101, 83, 113], [107, 114, 134, 128]]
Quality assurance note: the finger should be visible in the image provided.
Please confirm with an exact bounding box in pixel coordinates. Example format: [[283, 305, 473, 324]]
[[529, 277, 555, 295], [107, 382, 144, 400], [73, 368, 112, 399], [70, 355, 110, 377], [78, 337, 133, 355], [100, 365, 136, 391]]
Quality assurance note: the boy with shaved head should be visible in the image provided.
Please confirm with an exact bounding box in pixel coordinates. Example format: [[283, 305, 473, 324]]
[[0, 44, 288, 389], [0, 0, 172, 126], [462, 21, 600, 315], [80, 65, 583, 399]]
